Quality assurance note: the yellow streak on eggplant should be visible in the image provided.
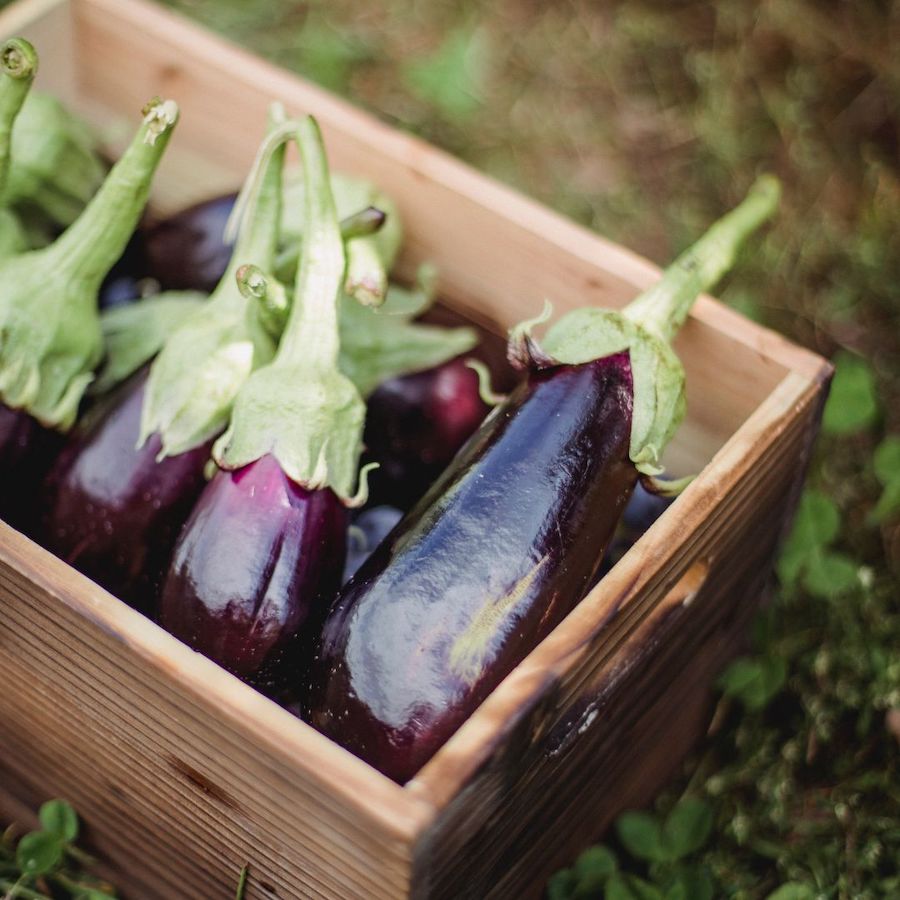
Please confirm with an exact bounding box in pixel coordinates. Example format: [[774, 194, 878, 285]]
[[448, 554, 549, 685]]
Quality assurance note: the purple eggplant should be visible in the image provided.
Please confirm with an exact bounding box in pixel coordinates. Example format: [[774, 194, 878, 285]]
[[41, 113, 287, 608], [308, 353, 635, 781], [143, 192, 236, 293], [305, 176, 781, 783], [364, 356, 490, 509], [344, 504, 404, 583], [160, 454, 347, 689], [160, 116, 369, 689], [42, 370, 212, 612], [593, 482, 673, 583], [1, 92, 178, 524]]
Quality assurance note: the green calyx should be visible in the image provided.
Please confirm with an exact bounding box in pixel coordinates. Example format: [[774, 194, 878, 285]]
[[214, 115, 368, 504], [0, 97, 178, 430], [512, 175, 781, 474], [139, 107, 288, 459], [94, 291, 206, 395], [239, 260, 478, 398], [3, 91, 106, 229], [278, 170, 403, 306]]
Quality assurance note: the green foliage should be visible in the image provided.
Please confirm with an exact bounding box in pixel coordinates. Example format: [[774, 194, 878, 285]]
[[39, 799, 79, 843], [0, 800, 117, 898], [551, 800, 715, 899], [16, 830, 63, 876], [776, 490, 859, 599], [403, 27, 488, 120], [822, 353, 880, 436], [870, 436, 900, 524], [719, 656, 787, 711], [765, 885, 816, 900]]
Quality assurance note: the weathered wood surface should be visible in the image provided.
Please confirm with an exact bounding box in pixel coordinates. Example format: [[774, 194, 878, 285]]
[[0, 0, 832, 898]]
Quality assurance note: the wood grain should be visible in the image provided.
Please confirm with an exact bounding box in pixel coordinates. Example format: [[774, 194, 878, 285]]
[[0, 0, 832, 897]]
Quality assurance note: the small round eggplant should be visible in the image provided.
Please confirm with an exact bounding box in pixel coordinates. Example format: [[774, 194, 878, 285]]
[[143, 193, 236, 293], [159, 454, 348, 692], [41, 371, 212, 613], [364, 357, 489, 509], [307, 353, 636, 783]]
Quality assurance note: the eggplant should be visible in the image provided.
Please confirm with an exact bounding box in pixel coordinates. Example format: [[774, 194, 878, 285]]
[[363, 356, 489, 510], [305, 176, 782, 783], [344, 505, 404, 583], [143, 192, 236, 293], [160, 454, 347, 690], [41, 111, 286, 607], [0, 94, 178, 521], [160, 116, 370, 689], [593, 482, 673, 583], [42, 370, 212, 612]]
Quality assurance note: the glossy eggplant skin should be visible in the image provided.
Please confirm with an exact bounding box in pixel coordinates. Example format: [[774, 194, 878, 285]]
[[307, 352, 637, 783], [1, 403, 40, 527], [364, 357, 489, 510], [159, 454, 348, 693], [0, 403, 36, 477], [143, 193, 236, 293], [1, 404, 63, 533], [41, 370, 212, 614]]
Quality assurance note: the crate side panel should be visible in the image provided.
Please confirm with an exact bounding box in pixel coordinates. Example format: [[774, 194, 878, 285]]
[[0, 558, 414, 900]]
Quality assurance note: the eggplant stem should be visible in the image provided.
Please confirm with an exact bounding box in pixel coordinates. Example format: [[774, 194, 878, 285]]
[[275, 117, 344, 368], [340, 205, 387, 240], [0, 38, 37, 197], [235, 262, 288, 338], [274, 206, 389, 280], [464, 358, 506, 406], [45, 97, 179, 285], [0, 38, 37, 79], [507, 299, 556, 370], [623, 174, 781, 343]]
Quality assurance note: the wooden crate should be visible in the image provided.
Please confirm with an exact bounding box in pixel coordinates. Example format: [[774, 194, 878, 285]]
[[0, 0, 832, 897]]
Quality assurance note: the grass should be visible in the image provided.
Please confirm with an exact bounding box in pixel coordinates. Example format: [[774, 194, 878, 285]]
[[5, 0, 898, 896]]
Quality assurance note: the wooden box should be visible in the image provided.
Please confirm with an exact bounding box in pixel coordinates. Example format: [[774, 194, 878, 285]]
[[0, 0, 832, 897]]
